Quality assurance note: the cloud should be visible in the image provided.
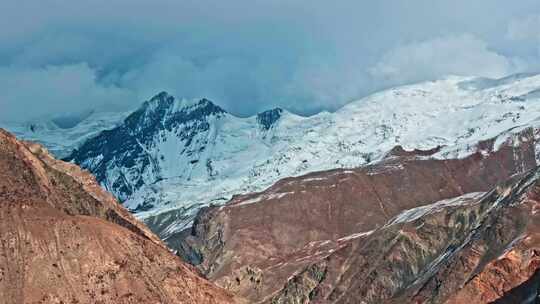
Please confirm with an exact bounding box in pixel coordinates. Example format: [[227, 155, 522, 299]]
[[507, 15, 540, 40], [1, 0, 540, 121], [504, 14, 540, 73], [0, 63, 135, 122], [369, 34, 516, 85], [117, 51, 371, 116]]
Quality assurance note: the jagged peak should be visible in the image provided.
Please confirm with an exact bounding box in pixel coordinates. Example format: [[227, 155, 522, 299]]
[[123, 93, 227, 131], [193, 98, 227, 114], [141, 91, 176, 112], [257, 107, 284, 130], [141, 92, 226, 115], [150, 91, 173, 101]]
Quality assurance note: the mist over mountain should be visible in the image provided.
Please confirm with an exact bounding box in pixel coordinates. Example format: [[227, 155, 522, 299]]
[[1, 0, 540, 123]]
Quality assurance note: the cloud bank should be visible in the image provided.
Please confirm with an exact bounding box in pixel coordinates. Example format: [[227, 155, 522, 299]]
[[1, 0, 540, 121], [370, 34, 516, 85]]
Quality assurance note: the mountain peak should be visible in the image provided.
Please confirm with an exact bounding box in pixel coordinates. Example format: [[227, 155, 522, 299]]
[[150, 91, 174, 101], [194, 98, 227, 115], [257, 107, 283, 130], [141, 91, 176, 113], [141, 93, 226, 116]]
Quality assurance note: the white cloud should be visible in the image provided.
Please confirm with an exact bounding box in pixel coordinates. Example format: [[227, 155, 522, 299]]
[[1, 0, 540, 121], [369, 34, 515, 85], [507, 14, 540, 40]]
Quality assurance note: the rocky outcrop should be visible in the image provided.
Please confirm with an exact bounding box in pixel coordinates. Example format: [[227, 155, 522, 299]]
[[274, 166, 540, 304], [269, 262, 328, 304], [177, 130, 538, 302], [0, 129, 236, 304]]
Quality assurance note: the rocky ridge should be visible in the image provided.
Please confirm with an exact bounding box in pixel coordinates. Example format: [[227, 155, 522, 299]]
[[0, 129, 237, 304], [270, 165, 540, 303]]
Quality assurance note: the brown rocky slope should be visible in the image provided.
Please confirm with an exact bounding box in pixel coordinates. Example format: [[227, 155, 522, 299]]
[[0, 129, 237, 304], [177, 128, 540, 302], [272, 164, 540, 303]]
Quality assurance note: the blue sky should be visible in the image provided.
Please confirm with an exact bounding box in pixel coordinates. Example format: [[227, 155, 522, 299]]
[[1, 0, 540, 121]]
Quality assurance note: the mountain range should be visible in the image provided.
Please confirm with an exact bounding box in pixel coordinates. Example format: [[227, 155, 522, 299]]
[[6, 74, 540, 239], [3, 73, 540, 303]]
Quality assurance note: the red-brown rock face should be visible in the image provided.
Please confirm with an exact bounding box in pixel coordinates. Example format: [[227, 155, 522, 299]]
[[177, 128, 539, 302], [275, 167, 540, 304], [0, 129, 237, 304]]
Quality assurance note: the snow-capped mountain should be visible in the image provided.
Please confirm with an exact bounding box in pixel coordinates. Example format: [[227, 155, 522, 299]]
[[0, 111, 127, 158], [60, 73, 540, 239]]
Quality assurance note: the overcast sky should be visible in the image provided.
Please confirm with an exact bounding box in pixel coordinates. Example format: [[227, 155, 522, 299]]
[[1, 0, 540, 122]]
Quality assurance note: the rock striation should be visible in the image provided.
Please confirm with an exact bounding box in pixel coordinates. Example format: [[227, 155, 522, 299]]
[[178, 130, 538, 303]]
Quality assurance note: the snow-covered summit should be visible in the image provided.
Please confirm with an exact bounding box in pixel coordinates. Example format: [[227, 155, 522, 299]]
[[6, 73, 540, 239], [137, 91, 226, 118]]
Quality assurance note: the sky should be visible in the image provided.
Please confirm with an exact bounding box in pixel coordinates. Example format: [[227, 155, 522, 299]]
[[1, 0, 540, 122]]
